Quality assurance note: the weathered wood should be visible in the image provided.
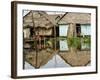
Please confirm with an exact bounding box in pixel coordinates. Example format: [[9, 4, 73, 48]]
[[58, 13, 91, 24], [67, 23, 76, 38]]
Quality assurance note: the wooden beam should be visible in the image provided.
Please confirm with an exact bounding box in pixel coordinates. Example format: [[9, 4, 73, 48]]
[[57, 12, 68, 24], [38, 11, 57, 26], [31, 11, 39, 68]]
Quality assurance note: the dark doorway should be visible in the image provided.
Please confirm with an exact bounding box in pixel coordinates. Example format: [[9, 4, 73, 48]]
[[56, 26, 59, 37], [30, 28, 33, 37], [76, 24, 81, 37]]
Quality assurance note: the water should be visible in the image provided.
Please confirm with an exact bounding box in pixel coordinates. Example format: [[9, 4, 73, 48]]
[[59, 39, 69, 51], [25, 61, 35, 69], [25, 54, 71, 69], [24, 37, 91, 69]]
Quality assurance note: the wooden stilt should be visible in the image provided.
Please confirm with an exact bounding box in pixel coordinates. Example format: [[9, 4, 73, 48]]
[[44, 37, 45, 48], [31, 11, 38, 68], [54, 26, 56, 51]]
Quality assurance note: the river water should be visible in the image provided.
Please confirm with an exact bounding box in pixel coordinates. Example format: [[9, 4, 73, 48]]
[[25, 54, 71, 69]]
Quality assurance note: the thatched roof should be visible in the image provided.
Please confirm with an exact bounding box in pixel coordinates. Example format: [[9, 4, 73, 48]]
[[58, 12, 91, 24], [23, 11, 91, 29], [23, 11, 56, 29]]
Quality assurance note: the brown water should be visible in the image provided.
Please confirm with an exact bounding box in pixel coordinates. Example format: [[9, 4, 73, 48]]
[[23, 38, 91, 69]]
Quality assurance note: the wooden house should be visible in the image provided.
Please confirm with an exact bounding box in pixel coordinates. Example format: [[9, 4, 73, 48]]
[[57, 12, 91, 37], [23, 11, 56, 38], [23, 11, 91, 50]]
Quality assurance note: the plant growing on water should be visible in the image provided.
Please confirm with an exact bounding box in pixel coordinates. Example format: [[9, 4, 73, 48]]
[[68, 37, 81, 50], [81, 36, 91, 49], [83, 36, 91, 44], [67, 36, 91, 51]]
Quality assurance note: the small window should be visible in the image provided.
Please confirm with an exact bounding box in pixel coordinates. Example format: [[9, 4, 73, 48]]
[[59, 24, 69, 36], [81, 24, 91, 36], [76, 24, 91, 50]]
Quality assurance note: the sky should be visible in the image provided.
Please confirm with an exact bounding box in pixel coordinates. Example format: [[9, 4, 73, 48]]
[[23, 10, 30, 16], [22, 10, 65, 16]]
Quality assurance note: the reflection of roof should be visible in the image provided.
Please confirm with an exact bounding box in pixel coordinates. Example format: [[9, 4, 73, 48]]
[[23, 11, 91, 28]]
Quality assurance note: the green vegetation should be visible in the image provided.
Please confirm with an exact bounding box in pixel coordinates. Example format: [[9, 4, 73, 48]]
[[68, 37, 81, 49], [82, 36, 91, 44], [67, 36, 91, 50]]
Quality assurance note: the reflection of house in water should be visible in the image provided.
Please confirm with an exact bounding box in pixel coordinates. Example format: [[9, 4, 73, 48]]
[[23, 10, 91, 68]]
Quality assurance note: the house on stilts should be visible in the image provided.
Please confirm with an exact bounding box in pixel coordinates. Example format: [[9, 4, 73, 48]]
[[23, 11, 91, 51], [23, 10, 91, 68]]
